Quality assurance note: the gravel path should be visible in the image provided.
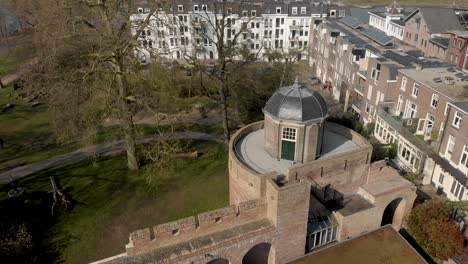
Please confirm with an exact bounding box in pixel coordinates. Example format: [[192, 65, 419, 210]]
[[0, 131, 223, 184]]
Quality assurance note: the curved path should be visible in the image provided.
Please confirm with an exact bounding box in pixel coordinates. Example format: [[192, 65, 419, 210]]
[[0, 131, 224, 184]]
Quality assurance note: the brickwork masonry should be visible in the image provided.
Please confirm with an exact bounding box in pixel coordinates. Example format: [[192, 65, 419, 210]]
[[126, 199, 268, 256]]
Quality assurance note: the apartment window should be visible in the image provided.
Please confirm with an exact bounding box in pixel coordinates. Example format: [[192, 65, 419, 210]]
[[371, 66, 380, 82], [276, 7, 281, 14], [178, 5, 183, 12], [412, 83, 419, 98], [446, 135, 455, 158], [460, 145, 468, 169], [401, 77, 407, 91], [301, 7, 306, 14], [439, 173, 445, 184], [282, 127, 296, 141], [431, 94, 439, 108], [452, 111, 462, 128], [292, 7, 298, 15], [405, 101, 417, 119]]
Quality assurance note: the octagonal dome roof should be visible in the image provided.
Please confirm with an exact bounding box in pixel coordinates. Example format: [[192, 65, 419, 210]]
[[263, 79, 328, 123]]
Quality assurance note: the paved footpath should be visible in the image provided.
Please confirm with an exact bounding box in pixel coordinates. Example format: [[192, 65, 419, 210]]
[[0, 131, 223, 184]]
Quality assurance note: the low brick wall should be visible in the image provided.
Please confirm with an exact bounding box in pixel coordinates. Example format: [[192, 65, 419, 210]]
[[228, 121, 276, 204], [126, 199, 268, 257]]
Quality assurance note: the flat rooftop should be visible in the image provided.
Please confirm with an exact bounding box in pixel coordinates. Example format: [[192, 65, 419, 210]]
[[399, 67, 468, 101], [235, 128, 359, 175], [290, 225, 427, 264]]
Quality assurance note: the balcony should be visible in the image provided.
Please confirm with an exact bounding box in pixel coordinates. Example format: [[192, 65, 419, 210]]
[[351, 100, 364, 113], [376, 107, 429, 153], [289, 35, 300, 40], [290, 24, 301, 29], [354, 84, 364, 95]]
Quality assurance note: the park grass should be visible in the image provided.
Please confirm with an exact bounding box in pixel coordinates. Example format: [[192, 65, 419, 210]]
[[0, 55, 18, 77], [0, 86, 67, 169], [0, 84, 222, 170], [341, 0, 466, 7], [0, 141, 229, 264]]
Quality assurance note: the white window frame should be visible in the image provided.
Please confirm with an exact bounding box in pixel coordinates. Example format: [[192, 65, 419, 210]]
[[276, 7, 281, 14], [452, 111, 462, 128], [412, 83, 419, 98], [178, 5, 183, 12], [282, 127, 297, 142], [292, 7, 297, 15], [460, 145, 468, 171], [400, 76, 407, 91], [251, 10, 256, 17], [301, 7, 307, 14], [438, 173, 444, 184], [193, 5, 199, 11], [431, 94, 439, 108], [446, 135, 455, 159]]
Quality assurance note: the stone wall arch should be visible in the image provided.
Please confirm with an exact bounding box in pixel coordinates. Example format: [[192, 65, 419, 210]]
[[242, 242, 274, 264], [207, 258, 230, 264], [381, 197, 406, 229]]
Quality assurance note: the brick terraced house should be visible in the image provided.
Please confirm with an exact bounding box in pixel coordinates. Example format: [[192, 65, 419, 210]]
[[308, 6, 468, 200]]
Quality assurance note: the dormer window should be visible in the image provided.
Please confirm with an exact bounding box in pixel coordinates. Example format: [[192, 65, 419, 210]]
[[242, 10, 248, 17], [292, 7, 297, 15], [251, 10, 256, 17], [193, 5, 199, 11], [178, 5, 183, 12], [138, 8, 143, 13], [276, 7, 281, 14], [202, 5, 207, 12], [301, 7, 306, 14]]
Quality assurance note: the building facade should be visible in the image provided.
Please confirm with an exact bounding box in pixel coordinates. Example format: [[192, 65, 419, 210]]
[[308, 11, 468, 200], [403, 8, 465, 60], [131, 0, 347, 62], [423, 102, 468, 201]]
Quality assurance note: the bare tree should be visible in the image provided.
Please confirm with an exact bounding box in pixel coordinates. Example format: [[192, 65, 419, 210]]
[[13, 0, 165, 170], [182, 0, 261, 142]]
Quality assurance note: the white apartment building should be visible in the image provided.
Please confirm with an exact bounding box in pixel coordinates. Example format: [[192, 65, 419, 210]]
[[368, 2, 409, 41], [131, 1, 347, 62]]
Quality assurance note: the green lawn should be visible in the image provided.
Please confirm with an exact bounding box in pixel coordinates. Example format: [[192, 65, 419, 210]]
[[0, 55, 18, 77], [0, 141, 229, 264], [341, 0, 466, 7], [0, 86, 67, 169]]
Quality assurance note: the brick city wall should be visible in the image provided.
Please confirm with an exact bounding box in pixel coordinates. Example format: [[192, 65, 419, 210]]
[[126, 199, 268, 257], [287, 122, 373, 195]]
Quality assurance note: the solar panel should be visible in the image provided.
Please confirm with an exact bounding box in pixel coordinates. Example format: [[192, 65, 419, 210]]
[[362, 28, 393, 46], [455, 72, 464, 78], [341, 16, 362, 29]]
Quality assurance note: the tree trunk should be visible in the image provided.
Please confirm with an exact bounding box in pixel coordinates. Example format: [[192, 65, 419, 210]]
[[219, 79, 230, 143], [113, 59, 139, 170]]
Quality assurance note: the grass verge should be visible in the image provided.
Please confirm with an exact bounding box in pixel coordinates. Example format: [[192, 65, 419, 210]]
[[0, 141, 229, 264]]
